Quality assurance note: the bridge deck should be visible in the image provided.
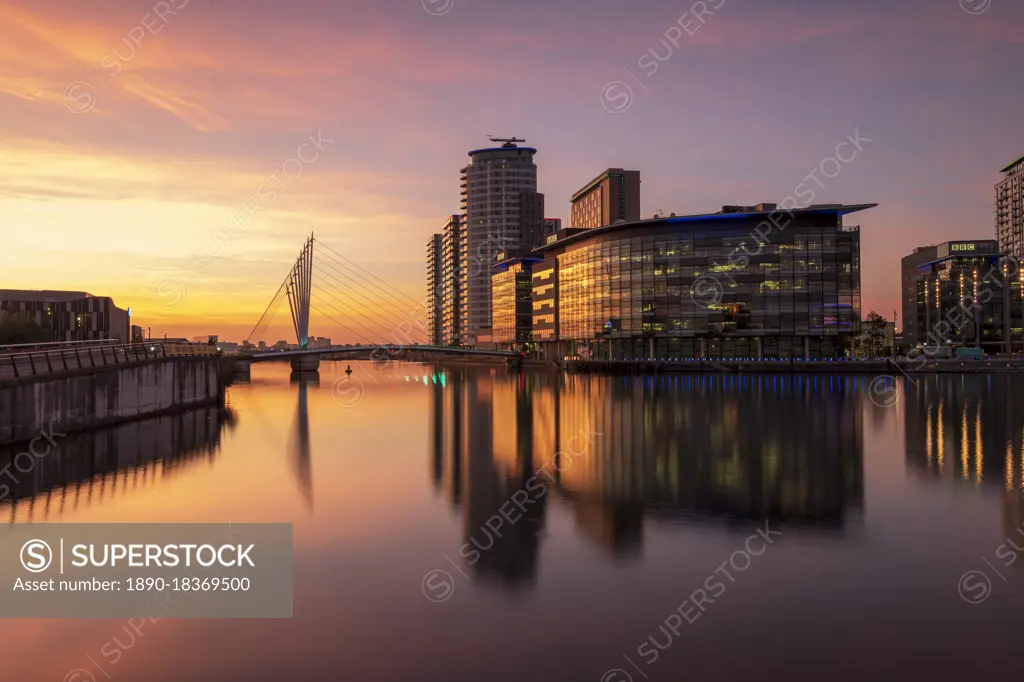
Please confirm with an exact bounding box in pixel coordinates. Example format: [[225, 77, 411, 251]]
[[245, 345, 519, 361]]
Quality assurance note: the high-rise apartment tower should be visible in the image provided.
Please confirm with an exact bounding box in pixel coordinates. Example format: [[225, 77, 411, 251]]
[[458, 138, 542, 345]]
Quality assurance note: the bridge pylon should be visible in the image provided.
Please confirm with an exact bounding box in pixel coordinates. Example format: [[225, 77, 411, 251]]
[[288, 234, 314, 350]]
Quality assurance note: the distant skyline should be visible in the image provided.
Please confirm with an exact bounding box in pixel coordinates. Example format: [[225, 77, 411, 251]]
[[1, 0, 1022, 342]]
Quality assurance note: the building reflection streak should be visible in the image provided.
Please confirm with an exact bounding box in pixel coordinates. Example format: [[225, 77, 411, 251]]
[[0, 405, 235, 523], [1007, 443, 1014, 493], [430, 373, 444, 492], [975, 410, 983, 487], [926, 408, 933, 470], [961, 403, 970, 482], [904, 374, 1024, 555], [937, 400, 945, 472], [430, 369, 865, 591]]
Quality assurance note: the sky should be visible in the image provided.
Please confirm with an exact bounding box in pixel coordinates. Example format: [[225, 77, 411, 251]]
[[1, 0, 1022, 343]]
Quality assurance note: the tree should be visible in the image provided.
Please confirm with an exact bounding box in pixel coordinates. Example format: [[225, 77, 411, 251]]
[[859, 311, 889, 357], [0, 312, 51, 345]]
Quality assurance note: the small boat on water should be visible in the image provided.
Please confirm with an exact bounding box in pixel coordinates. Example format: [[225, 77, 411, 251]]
[[345, 365, 353, 375]]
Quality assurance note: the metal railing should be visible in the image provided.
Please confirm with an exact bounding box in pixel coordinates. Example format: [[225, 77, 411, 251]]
[[0, 339, 123, 353], [0, 341, 219, 381]]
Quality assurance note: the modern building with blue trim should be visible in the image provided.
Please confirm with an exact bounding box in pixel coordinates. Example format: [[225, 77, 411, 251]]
[[901, 239, 1023, 353], [523, 202, 874, 360]]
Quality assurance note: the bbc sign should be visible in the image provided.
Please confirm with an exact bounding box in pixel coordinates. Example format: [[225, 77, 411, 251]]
[[941, 241, 998, 257]]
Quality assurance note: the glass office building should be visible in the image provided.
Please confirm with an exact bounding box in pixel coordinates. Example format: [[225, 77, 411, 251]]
[[530, 203, 874, 360], [491, 255, 538, 349]]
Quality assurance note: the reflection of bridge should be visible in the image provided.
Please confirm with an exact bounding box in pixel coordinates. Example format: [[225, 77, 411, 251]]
[[239, 235, 517, 371]]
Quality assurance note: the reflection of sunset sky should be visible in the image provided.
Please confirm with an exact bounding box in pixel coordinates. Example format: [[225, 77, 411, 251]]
[[2, 0, 1022, 341]]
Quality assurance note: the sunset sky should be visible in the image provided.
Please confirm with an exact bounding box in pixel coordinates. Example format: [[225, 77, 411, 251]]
[[1, 0, 1022, 343]]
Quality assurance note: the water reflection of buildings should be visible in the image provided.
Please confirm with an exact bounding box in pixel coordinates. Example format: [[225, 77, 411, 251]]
[[430, 369, 865, 586], [0, 405, 235, 522], [903, 375, 1024, 540], [431, 368, 546, 588]]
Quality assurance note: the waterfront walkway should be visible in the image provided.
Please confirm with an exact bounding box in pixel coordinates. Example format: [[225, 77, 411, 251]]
[[0, 341, 218, 382], [564, 357, 1024, 374]]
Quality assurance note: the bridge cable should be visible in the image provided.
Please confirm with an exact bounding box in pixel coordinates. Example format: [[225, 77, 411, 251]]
[[308, 293, 386, 344], [311, 262, 419, 329], [314, 242, 422, 308], [310, 257, 421, 328], [307, 294, 385, 343], [245, 276, 289, 345], [254, 284, 288, 340], [308, 298, 378, 346], [250, 280, 290, 344], [313, 250, 426, 324], [309, 273, 417, 343], [311, 264, 429, 342], [310, 255, 430, 343], [314, 240, 420, 304], [247, 281, 285, 343]]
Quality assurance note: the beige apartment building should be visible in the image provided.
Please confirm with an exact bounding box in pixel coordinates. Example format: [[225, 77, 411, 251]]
[[569, 168, 641, 229], [996, 154, 1024, 261]]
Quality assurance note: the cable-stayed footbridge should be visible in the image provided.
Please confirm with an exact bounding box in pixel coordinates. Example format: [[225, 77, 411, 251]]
[[241, 234, 517, 371]]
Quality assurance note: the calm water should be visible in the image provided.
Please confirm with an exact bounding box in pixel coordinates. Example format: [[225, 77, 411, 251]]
[[3, 363, 1024, 681]]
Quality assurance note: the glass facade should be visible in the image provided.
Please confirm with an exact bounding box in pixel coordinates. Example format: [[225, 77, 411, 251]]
[[491, 259, 536, 347], [534, 207, 868, 359], [531, 261, 557, 342]]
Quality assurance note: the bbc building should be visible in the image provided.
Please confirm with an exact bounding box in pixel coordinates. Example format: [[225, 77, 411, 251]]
[[491, 203, 874, 360], [901, 240, 1023, 353]]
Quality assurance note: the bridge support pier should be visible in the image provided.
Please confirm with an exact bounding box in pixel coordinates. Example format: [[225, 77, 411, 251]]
[[223, 357, 251, 382], [290, 354, 321, 371]]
